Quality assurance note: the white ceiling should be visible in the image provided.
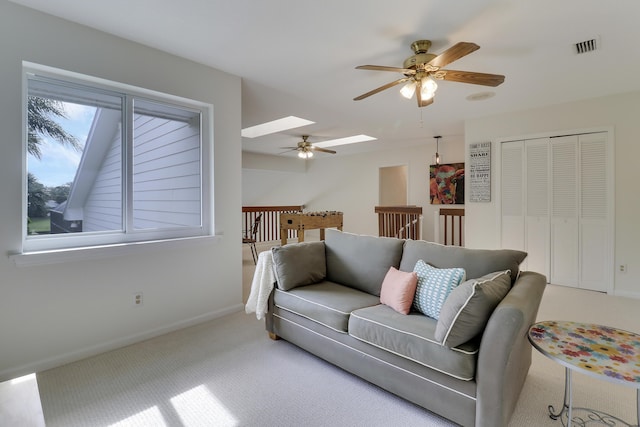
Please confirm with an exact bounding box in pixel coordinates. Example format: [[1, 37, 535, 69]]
[[11, 0, 640, 157]]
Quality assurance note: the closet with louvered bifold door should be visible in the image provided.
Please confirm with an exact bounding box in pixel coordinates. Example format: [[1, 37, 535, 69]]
[[500, 132, 612, 292]]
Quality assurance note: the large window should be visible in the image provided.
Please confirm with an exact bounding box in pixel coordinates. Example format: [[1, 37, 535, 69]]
[[24, 65, 212, 253]]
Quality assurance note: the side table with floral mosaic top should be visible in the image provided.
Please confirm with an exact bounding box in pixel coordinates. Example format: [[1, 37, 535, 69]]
[[528, 320, 640, 427]]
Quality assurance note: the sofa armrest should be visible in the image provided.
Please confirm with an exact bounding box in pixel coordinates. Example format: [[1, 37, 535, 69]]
[[475, 271, 546, 427]]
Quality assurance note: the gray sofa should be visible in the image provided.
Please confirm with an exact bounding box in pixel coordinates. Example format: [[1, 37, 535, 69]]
[[265, 229, 546, 427]]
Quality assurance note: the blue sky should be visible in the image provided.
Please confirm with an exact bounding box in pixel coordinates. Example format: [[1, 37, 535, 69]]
[[28, 102, 96, 188]]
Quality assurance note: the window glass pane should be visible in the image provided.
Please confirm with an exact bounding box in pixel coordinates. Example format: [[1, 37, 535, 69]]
[[132, 99, 201, 230], [27, 78, 123, 237]]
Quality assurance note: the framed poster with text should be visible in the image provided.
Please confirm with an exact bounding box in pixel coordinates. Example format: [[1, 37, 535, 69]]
[[469, 142, 491, 202]]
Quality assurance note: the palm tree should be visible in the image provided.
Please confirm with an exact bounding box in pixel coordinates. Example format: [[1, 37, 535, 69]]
[[27, 97, 82, 233], [27, 173, 48, 218], [28, 96, 81, 159]]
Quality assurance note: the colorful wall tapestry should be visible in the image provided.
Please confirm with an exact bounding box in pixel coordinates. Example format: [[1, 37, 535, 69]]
[[430, 163, 465, 204]]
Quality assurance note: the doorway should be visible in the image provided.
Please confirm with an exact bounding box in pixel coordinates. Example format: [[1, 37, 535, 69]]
[[379, 165, 408, 206]]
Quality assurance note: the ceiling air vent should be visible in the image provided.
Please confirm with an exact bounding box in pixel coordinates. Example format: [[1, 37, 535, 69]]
[[575, 37, 599, 54]]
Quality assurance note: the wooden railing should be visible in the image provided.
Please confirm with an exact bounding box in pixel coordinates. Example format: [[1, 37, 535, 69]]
[[242, 205, 304, 242], [375, 206, 423, 240], [435, 208, 465, 246]]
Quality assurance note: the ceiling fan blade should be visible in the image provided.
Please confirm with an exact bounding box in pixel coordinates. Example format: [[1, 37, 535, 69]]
[[311, 146, 337, 154], [353, 77, 410, 101], [356, 65, 416, 74], [428, 42, 480, 68], [278, 147, 301, 155], [439, 69, 505, 86]]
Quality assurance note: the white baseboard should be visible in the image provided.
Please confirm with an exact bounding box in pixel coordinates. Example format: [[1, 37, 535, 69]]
[[0, 304, 244, 382], [612, 289, 640, 300]]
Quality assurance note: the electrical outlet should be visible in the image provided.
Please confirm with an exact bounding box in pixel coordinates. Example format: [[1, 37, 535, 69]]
[[133, 292, 143, 307], [619, 264, 627, 273]]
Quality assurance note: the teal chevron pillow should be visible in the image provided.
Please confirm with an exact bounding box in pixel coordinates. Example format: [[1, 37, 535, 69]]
[[412, 260, 466, 319]]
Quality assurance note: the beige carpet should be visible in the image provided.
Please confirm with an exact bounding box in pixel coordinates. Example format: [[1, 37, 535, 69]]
[[37, 248, 639, 426], [38, 310, 459, 426]]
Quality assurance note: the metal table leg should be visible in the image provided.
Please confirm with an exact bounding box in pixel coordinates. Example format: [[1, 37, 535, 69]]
[[549, 367, 572, 426], [548, 368, 638, 427]]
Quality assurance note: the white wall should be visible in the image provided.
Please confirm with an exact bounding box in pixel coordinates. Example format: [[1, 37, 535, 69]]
[[464, 91, 640, 298], [242, 136, 466, 242], [242, 152, 308, 207], [0, 2, 242, 380], [243, 91, 640, 299]]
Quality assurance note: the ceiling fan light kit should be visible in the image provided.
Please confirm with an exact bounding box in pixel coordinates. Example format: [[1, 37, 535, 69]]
[[400, 77, 438, 100], [421, 77, 438, 100], [354, 39, 505, 107], [400, 81, 416, 99], [298, 150, 313, 159]]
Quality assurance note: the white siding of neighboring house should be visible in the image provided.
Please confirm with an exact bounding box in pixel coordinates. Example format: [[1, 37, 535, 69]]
[[81, 114, 201, 231], [82, 126, 123, 231], [132, 114, 201, 229]]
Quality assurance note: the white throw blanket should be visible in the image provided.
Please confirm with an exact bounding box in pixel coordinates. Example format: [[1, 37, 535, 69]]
[[245, 250, 275, 320]]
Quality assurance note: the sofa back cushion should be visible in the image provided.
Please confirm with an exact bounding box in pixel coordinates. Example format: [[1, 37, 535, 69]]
[[399, 240, 527, 283], [272, 241, 326, 291], [325, 229, 405, 296]]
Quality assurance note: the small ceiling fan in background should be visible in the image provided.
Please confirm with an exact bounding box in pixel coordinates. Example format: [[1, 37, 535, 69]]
[[280, 135, 337, 159], [354, 39, 505, 107]]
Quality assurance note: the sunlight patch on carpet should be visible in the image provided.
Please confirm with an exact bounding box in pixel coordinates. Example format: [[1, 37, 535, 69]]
[[109, 406, 167, 427], [170, 384, 238, 427]]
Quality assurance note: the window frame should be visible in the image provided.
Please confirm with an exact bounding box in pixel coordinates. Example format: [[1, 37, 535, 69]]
[[19, 62, 214, 259]]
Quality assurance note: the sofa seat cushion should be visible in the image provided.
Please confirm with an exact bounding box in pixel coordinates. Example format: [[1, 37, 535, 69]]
[[348, 305, 479, 381], [273, 281, 381, 333]]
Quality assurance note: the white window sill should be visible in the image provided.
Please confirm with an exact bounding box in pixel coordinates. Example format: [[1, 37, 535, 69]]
[[9, 235, 222, 267]]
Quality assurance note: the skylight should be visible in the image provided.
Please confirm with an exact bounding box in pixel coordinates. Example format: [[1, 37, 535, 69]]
[[313, 134, 377, 148], [241, 116, 314, 138]]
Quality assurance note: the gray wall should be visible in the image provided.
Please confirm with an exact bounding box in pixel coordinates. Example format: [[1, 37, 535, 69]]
[[0, 1, 242, 380]]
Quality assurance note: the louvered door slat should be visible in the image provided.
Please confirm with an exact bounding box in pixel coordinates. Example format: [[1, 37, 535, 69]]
[[550, 135, 579, 286], [501, 141, 525, 251], [579, 132, 608, 291], [525, 138, 550, 277]]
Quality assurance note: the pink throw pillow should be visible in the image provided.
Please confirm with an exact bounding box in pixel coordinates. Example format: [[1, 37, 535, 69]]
[[379, 267, 418, 315]]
